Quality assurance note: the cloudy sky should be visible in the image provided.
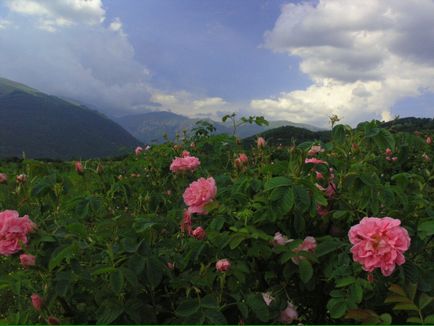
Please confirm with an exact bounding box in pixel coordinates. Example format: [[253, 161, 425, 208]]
[[0, 0, 433, 127]]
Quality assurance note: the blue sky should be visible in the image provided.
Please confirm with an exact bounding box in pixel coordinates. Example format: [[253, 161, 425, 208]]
[[103, 0, 311, 100], [0, 0, 433, 127]]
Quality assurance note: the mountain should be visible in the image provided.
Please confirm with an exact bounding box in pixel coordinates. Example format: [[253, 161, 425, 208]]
[[0, 77, 140, 159], [116, 111, 322, 143], [243, 125, 332, 146]]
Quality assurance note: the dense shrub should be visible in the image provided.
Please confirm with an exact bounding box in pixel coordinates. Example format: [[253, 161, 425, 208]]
[[0, 120, 433, 324]]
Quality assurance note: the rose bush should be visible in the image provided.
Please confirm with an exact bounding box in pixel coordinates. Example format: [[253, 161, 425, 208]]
[[0, 119, 432, 324]]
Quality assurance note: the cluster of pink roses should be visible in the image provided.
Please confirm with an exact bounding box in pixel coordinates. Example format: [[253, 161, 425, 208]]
[[234, 153, 248, 169], [273, 232, 317, 265], [385, 148, 398, 162], [170, 151, 201, 173]]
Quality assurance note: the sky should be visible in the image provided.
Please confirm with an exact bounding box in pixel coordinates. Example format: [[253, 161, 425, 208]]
[[0, 0, 433, 127]]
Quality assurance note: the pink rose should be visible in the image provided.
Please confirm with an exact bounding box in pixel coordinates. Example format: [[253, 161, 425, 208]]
[[280, 302, 298, 324], [315, 171, 324, 180], [257, 137, 266, 148], [305, 158, 328, 165], [317, 204, 329, 217], [262, 292, 274, 306], [426, 136, 432, 145], [135, 146, 143, 156], [273, 232, 292, 246], [316, 182, 336, 199], [392, 156, 398, 162], [16, 174, 27, 183], [385, 148, 393, 156], [167, 262, 175, 270], [170, 154, 201, 173], [0, 173, 7, 184], [386, 156, 391, 161], [180, 210, 192, 235], [192, 226, 206, 240], [31, 293, 43, 311], [348, 217, 411, 276], [75, 161, 84, 174], [307, 145, 324, 156], [422, 153, 431, 162], [20, 253, 36, 268], [292, 236, 317, 264], [183, 177, 217, 215], [47, 316, 60, 325], [0, 210, 36, 256], [216, 259, 231, 272], [235, 153, 248, 168]]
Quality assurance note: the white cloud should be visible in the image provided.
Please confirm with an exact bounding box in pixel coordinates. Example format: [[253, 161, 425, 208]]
[[150, 91, 233, 120], [0, 19, 11, 30], [0, 0, 156, 116], [253, 0, 434, 127], [109, 17, 122, 32], [5, 0, 105, 31]]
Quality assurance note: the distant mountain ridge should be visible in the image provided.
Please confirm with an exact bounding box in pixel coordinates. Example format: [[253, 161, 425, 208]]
[[0, 77, 140, 159], [116, 111, 323, 143]]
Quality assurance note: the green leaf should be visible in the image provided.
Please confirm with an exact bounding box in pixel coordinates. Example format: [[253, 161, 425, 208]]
[[246, 293, 269, 322], [424, 315, 434, 324], [380, 313, 392, 325], [264, 176, 291, 191], [281, 188, 295, 212], [92, 266, 117, 276], [335, 276, 355, 288], [329, 299, 347, 319], [204, 309, 227, 324], [418, 220, 434, 239], [175, 299, 200, 317], [406, 317, 423, 324], [418, 293, 433, 310], [298, 259, 313, 283], [384, 295, 412, 304], [350, 283, 363, 304], [96, 303, 123, 325], [49, 244, 75, 271], [146, 256, 163, 288], [110, 269, 124, 293], [393, 303, 419, 311], [388, 284, 407, 297], [316, 240, 345, 257], [229, 234, 246, 250]]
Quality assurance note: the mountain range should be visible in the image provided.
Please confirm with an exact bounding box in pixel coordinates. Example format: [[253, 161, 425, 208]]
[[0, 77, 139, 159], [115, 111, 322, 144]]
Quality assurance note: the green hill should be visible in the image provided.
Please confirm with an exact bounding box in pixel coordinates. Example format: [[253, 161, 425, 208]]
[[0, 77, 140, 159]]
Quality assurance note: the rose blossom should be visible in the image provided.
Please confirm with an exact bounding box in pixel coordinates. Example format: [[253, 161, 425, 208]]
[[19, 253, 36, 268], [75, 161, 84, 174], [317, 204, 329, 217], [192, 226, 206, 240], [257, 137, 266, 148], [47, 316, 61, 325], [16, 174, 27, 183], [0, 210, 36, 256], [135, 146, 143, 156], [180, 210, 192, 235], [385, 148, 393, 156], [235, 153, 248, 168], [216, 259, 231, 272], [31, 293, 43, 311], [292, 236, 317, 264], [273, 232, 292, 246], [307, 145, 324, 156], [426, 136, 432, 145], [348, 217, 411, 276], [305, 158, 328, 165], [0, 173, 7, 184], [422, 153, 431, 162], [183, 177, 217, 215], [262, 292, 274, 306], [170, 153, 201, 173], [280, 302, 298, 324]]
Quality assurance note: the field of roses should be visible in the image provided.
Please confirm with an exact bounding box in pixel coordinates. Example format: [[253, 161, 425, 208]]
[[0, 119, 433, 325]]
